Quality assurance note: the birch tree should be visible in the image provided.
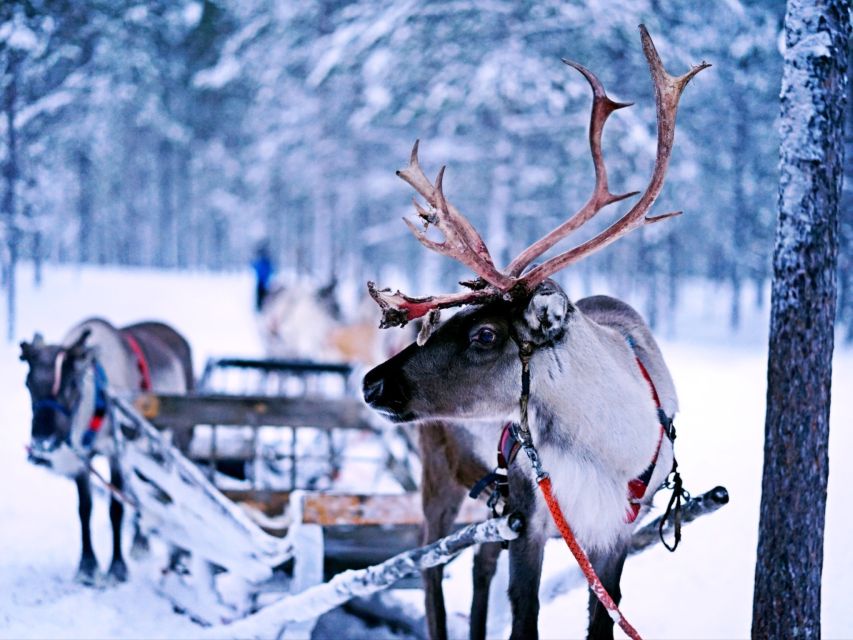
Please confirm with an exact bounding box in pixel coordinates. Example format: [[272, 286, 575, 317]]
[[752, 1, 850, 637]]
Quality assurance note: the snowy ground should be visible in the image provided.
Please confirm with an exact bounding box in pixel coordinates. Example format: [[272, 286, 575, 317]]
[[1, 263, 851, 639]]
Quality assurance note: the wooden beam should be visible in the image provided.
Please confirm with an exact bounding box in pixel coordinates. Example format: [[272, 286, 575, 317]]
[[135, 393, 373, 431], [223, 490, 488, 527], [303, 492, 486, 526], [204, 357, 353, 376]]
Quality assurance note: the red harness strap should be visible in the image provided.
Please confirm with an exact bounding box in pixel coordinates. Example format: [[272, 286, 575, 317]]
[[511, 339, 671, 640], [535, 353, 665, 640], [123, 334, 152, 391], [624, 354, 668, 523], [539, 475, 643, 640]]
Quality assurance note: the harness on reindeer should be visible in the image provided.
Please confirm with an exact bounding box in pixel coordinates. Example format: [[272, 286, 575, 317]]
[[470, 334, 687, 548], [80, 362, 109, 449], [36, 333, 152, 451], [468, 333, 691, 640]]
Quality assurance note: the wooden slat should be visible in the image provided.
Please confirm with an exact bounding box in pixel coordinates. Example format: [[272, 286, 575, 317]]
[[135, 393, 372, 431], [224, 490, 488, 527], [207, 357, 353, 376]]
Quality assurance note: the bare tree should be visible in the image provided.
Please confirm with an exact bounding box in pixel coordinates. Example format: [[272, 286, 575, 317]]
[[752, 1, 850, 638], [2, 49, 20, 342]]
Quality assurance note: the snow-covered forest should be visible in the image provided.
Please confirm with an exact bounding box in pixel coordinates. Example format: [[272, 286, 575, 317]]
[[1, 1, 851, 639], [6, 0, 848, 341]]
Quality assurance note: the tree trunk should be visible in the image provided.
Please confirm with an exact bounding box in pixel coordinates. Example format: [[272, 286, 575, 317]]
[[752, 2, 849, 639], [33, 230, 42, 287], [176, 145, 191, 269], [666, 230, 679, 338], [158, 138, 175, 268], [76, 147, 94, 265], [486, 140, 512, 270], [267, 163, 285, 271], [729, 88, 749, 331], [3, 53, 20, 342], [839, 42, 853, 342]]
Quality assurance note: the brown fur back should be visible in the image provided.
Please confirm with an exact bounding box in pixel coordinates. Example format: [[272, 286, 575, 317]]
[[122, 321, 194, 391]]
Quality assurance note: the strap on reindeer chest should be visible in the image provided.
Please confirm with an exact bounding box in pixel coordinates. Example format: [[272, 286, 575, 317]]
[[81, 362, 109, 449], [123, 334, 152, 392], [468, 341, 540, 521], [469, 332, 687, 551], [468, 421, 523, 513]]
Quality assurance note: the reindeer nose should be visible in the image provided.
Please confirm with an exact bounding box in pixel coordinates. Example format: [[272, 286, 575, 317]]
[[362, 375, 385, 406]]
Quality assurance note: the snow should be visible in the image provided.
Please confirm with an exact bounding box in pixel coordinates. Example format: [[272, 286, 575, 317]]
[[1, 263, 852, 639], [0, 16, 39, 52]]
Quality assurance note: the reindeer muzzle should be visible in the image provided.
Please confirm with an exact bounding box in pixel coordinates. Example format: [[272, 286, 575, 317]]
[[362, 364, 413, 421], [27, 437, 60, 467]]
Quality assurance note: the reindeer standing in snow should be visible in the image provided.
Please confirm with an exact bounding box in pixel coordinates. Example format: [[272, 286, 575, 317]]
[[362, 26, 708, 640], [20, 318, 193, 585], [258, 279, 412, 366]]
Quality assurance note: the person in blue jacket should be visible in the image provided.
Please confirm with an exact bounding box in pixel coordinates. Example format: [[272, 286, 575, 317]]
[[251, 242, 274, 311]]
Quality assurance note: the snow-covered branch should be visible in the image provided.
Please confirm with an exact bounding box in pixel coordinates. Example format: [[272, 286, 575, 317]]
[[110, 396, 293, 582], [209, 514, 524, 639], [541, 486, 729, 602]]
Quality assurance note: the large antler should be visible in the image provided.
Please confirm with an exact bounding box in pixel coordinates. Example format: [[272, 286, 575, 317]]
[[369, 25, 709, 328], [397, 141, 513, 291], [505, 60, 638, 277], [514, 26, 710, 291]]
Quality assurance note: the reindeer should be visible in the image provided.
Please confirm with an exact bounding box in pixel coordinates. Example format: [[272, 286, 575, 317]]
[[259, 279, 412, 366], [362, 26, 708, 640], [19, 318, 194, 585]]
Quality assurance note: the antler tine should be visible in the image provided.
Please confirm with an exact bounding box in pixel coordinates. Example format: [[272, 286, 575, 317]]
[[367, 27, 707, 328], [506, 59, 638, 277], [397, 142, 512, 290], [518, 25, 710, 292], [368, 281, 499, 328]]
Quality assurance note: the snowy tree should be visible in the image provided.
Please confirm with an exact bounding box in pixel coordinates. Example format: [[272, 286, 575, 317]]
[[1, 1, 792, 339], [1, 0, 101, 339], [838, 42, 853, 342], [752, 1, 850, 638]]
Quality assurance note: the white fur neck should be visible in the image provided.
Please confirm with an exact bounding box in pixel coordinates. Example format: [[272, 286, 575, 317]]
[[519, 314, 664, 550]]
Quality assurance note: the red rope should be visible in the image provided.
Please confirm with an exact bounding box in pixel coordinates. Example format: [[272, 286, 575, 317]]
[[633, 355, 661, 407], [538, 475, 643, 640]]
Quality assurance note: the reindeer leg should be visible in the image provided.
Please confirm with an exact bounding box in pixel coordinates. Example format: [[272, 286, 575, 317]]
[[107, 459, 129, 583], [420, 426, 466, 640], [130, 511, 150, 560], [586, 543, 628, 640], [507, 530, 545, 640], [507, 473, 544, 640], [469, 541, 501, 640], [75, 472, 99, 585], [422, 484, 465, 640]]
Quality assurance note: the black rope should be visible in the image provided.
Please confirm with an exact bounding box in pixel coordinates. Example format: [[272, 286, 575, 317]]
[[518, 341, 533, 438], [659, 459, 690, 552]]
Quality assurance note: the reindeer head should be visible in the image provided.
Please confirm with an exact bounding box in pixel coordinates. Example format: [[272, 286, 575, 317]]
[[363, 26, 707, 422], [20, 330, 94, 468], [363, 281, 571, 422]]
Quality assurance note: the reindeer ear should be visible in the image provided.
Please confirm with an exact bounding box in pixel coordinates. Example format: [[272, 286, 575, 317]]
[[68, 329, 92, 357], [19, 341, 31, 362], [517, 281, 572, 345]]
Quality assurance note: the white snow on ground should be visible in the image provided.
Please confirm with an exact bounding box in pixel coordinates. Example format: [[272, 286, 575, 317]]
[[1, 264, 851, 639]]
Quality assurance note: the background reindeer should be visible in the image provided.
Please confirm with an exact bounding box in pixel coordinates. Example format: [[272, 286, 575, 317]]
[[19, 317, 194, 585], [363, 26, 708, 640], [258, 278, 412, 366]]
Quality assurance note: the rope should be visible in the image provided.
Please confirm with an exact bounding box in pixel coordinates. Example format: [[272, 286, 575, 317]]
[[70, 446, 139, 509], [538, 476, 643, 640], [658, 460, 688, 552]]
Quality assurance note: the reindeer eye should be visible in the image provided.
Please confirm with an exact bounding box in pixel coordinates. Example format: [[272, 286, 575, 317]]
[[471, 327, 498, 347]]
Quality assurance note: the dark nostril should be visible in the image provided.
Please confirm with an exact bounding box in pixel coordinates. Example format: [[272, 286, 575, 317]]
[[363, 377, 384, 405]]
